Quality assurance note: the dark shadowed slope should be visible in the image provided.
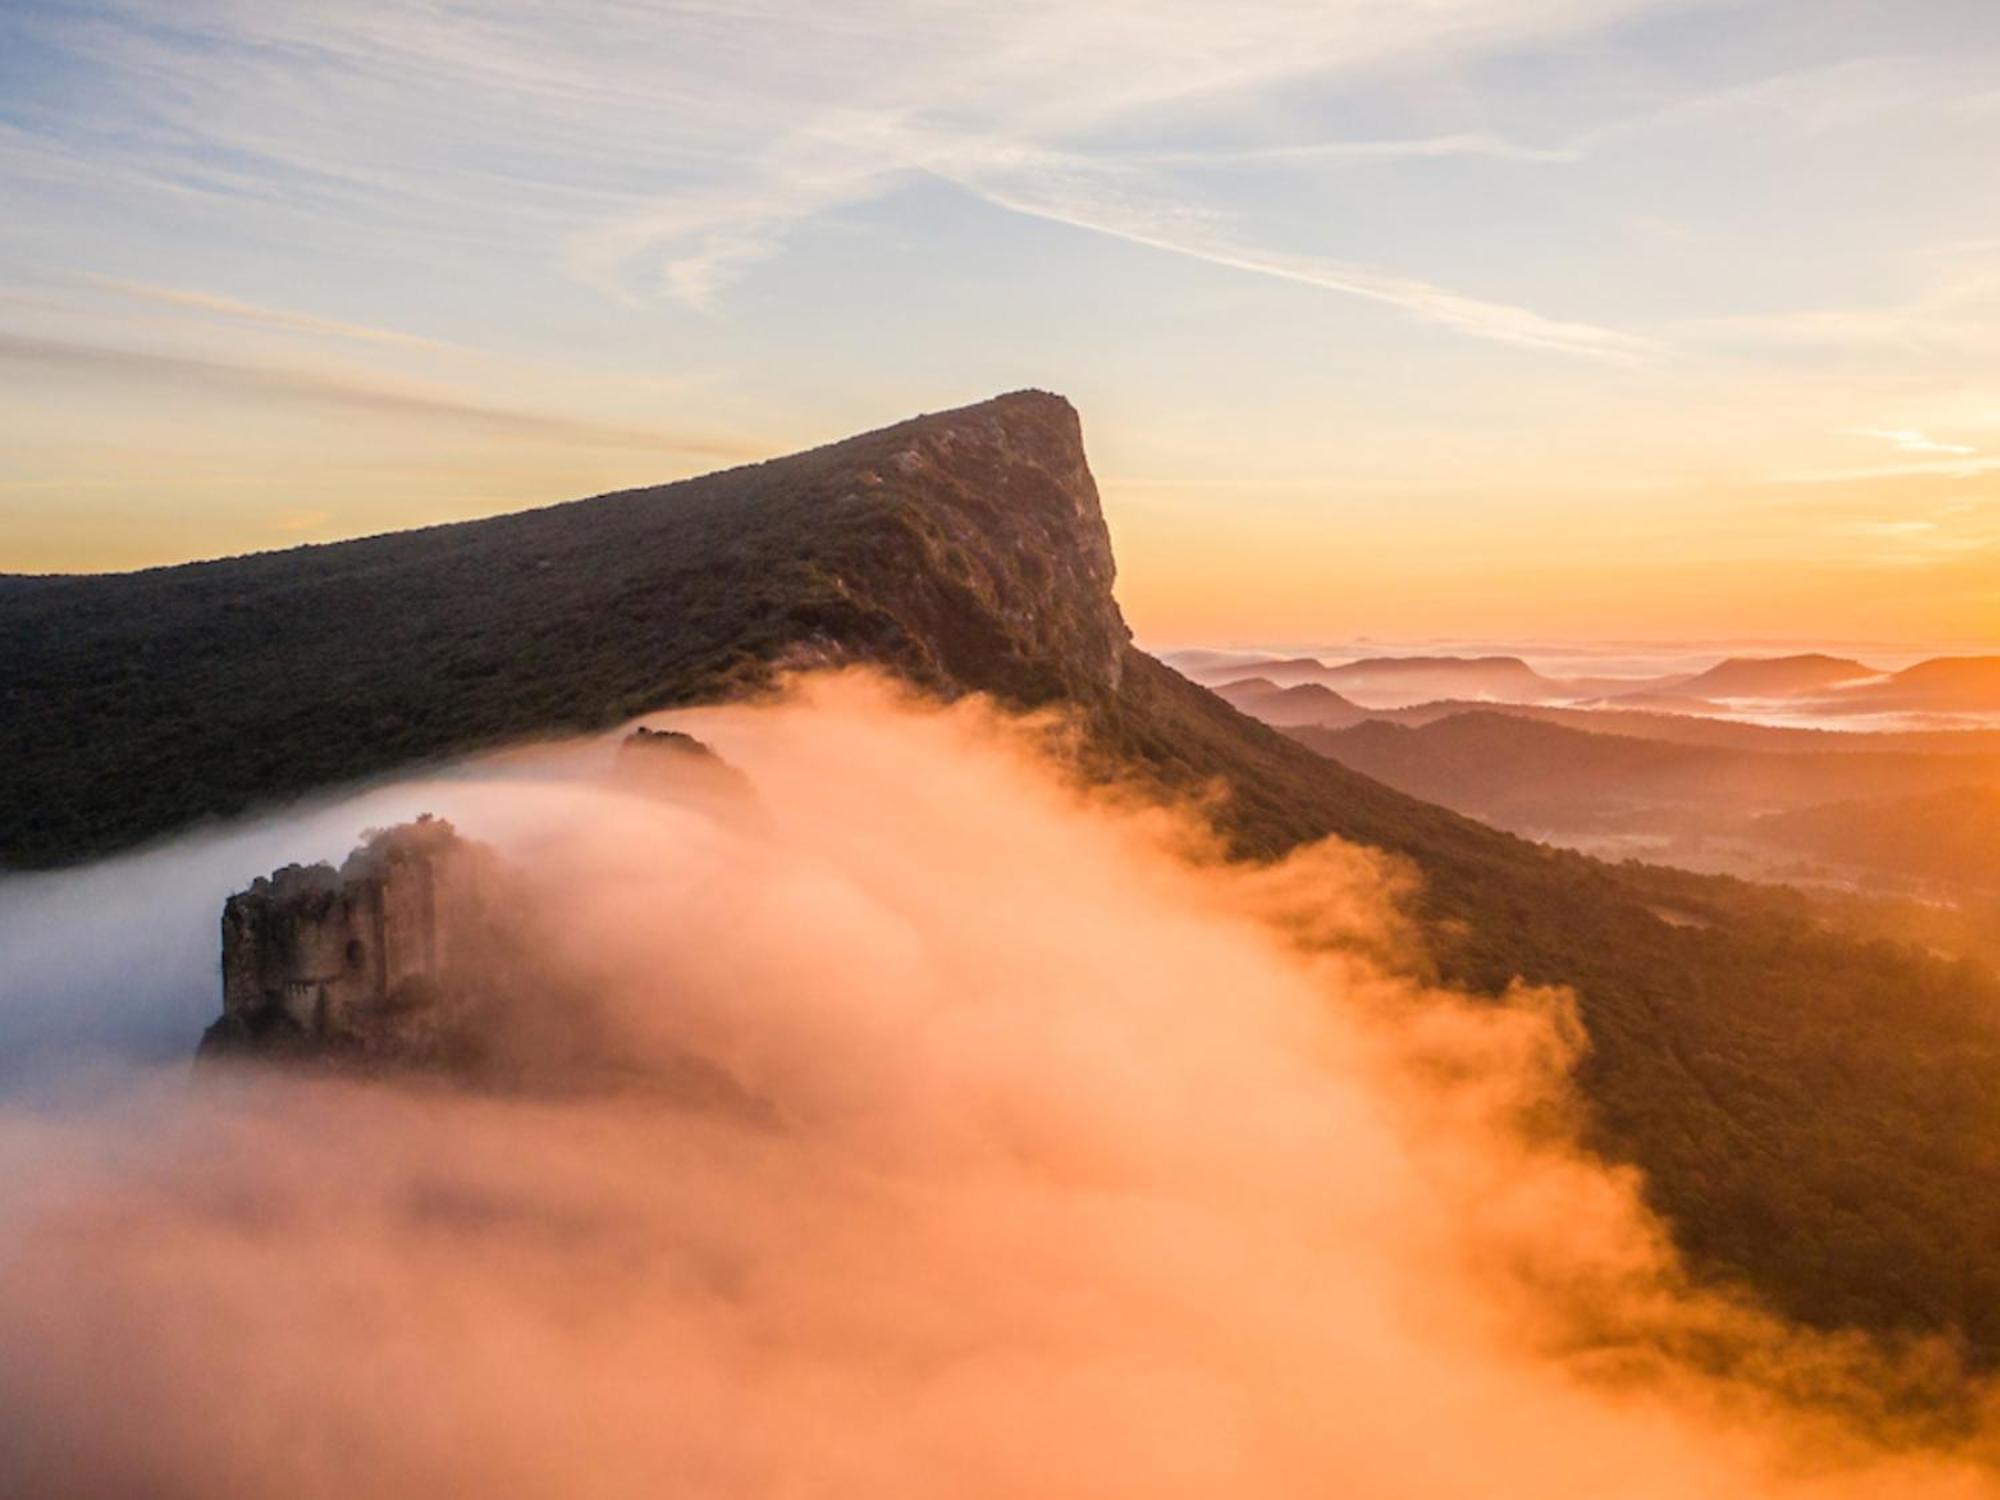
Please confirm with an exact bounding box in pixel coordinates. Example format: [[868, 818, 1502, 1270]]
[[7, 390, 2000, 1358], [1296, 712, 2000, 830], [1759, 786, 2000, 892], [1347, 701, 2000, 755]]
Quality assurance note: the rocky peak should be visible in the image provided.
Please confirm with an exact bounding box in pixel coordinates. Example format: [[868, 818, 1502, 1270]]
[[615, 727, 760, 814], [619, 726, 718, 761], [199, 736, 758, 1073], [200, 816, 510, 1068], [801, 390, 1132, 705]]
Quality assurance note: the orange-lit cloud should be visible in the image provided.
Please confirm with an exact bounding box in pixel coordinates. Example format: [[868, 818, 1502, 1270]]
[[0, 674, 1992, 1497]]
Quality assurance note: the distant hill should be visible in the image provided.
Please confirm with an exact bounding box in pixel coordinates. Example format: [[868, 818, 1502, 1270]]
[[1759, 786, 2000, 891], [1186, 652, 1566, 703], [1319, 654, 1565, 703], [1157, 647, 1275, 677], [8, 391, 2000, 1358], [1202, 653, 1569, 705], [1293, 711, 2000, 831], [1212, 676, 1367, 727], [1296, 714, 1717, 827], [1671, 653, 1876, 699], [1183, 653, 1330, 686], [1820, 656, 2000, 714], [1356, 700, 2000, 755]]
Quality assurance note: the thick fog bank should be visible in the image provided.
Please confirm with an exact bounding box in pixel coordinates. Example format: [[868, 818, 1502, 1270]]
[[0, 741, 618, 1080], [0, 673, 1993, 1498]]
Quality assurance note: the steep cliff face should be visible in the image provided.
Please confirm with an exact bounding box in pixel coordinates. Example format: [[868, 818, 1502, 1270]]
[[820, 395, 1129, 703], [200, 817, 508, 1067]]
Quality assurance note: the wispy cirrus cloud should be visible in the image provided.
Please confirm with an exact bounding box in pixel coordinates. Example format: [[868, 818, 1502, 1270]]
[[1771, 456, 2000, 485], [1121, 132, 1584, 167], [566, 113, 1654, 359], [231, 0, 1658, 353], [1849, 427, 1978, 456], [37, 0, 1990, 374], [951, 150, 1658, 361], [1685, 262, 2000, 359], [71, 276, 476, 354], [0, 333, 756, 459]]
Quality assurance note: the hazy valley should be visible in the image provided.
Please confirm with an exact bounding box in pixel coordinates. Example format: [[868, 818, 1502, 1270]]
[[1189, 647, 2000, 905]]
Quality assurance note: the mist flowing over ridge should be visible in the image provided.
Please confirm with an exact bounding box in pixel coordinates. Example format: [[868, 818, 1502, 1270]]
[[6, 391, 2000, 1407], [11, 677, 2000, 1498]]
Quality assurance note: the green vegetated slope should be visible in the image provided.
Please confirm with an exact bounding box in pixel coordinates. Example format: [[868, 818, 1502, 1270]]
[[1108, 656, 2000, 1349], [6, 390, 2000, 1357]]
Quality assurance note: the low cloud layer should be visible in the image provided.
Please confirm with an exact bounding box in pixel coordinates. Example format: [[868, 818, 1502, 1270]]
[[0, 673, 1994, 1498]]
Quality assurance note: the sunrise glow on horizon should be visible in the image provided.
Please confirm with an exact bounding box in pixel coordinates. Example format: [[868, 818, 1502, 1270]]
[[4, 0, 1999, 643]]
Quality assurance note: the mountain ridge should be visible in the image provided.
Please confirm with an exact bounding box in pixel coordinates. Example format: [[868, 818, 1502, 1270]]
[[0, 390, 1126, 866], [6, 390, 2000, 1359]]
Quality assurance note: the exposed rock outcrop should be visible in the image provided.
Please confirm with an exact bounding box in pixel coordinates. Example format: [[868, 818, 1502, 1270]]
[[198, 734, 756, 1075], [614, 725, 761, 814], [199, 816, 514, 1069], [619, 725, 718, 763], [831, 395, 1131, 704]]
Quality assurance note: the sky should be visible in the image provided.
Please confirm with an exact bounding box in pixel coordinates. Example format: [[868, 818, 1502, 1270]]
[[2, 0, 1999, 644]]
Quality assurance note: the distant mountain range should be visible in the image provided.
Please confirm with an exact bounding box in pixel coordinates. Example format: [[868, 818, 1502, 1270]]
[[1204, 646, 2000, 894], [8, 391, 2000, 1357], [1187, 652, 1569, 705], [1174, 645, 2000, 719]]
